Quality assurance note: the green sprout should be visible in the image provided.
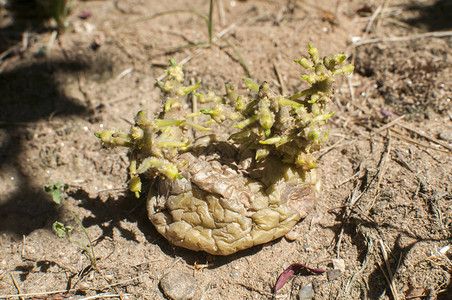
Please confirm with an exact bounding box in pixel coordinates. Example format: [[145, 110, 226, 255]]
[[45, 181, 97, 268], [38, 0, 76, 32], [199, 43, 354, 169], [96, 44, 354, 196], [97, 60, 209, 197]]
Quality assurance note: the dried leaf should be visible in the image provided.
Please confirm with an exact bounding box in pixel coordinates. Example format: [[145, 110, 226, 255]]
[[274, 263, 325, 292]]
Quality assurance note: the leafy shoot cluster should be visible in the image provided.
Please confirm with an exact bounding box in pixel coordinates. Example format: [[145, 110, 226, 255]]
[[96, 43, 354, 197]]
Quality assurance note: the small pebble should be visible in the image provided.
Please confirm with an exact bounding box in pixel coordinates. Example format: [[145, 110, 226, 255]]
[[159, 271, 196, 300], [331, 258, 345, 273], [303, 245, 314, 252], [298, 282, 314, 300], [78, 282, 90, 290], [327, 269, 342, 281], [230, 269, 241, 279], [285, 229, 300, 241], [438, 131, 452, 142]]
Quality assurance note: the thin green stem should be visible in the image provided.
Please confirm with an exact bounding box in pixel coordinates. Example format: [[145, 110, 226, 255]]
[[62, 201, 97, 268], [208, 0, 214, 45], [288, 87, 315, 100], [221, 37, 253, 78], [233, 114, 259, 129], [68, 236, 94, 265]]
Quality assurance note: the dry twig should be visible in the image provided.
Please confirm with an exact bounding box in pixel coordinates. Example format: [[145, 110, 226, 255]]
[[396, 122, 452, 152], [372, 115, 405, 135], [217, 0, 226, 26], [10, 274, 24, 300], [369, 130, 392, 210], [336, 184, 362, 257], [317, 137, 348, 159], [273, 61, 286, 95], [79, 294, 121, 300], [378, 239, 400, 300], [364, 5, 382, 34], [388, 130, 449, 153], [354, 30, 452, 47], [335, 160, 365, 188], [376, 0, 391, 29], [238, 283, 275, 297]]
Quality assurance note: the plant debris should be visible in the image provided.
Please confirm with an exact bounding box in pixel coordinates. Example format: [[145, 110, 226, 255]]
[[274, 263, 325, 293]]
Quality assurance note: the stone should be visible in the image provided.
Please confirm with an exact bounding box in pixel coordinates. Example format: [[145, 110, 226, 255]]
[[331, 258, 345, 273], [438, 131, 452, 142], [285, 229, 300, 241], [298, 282, 314, 300], [159, 271, 196, 300], [327, 269, 342, 281], [230, 269, 241, 279]]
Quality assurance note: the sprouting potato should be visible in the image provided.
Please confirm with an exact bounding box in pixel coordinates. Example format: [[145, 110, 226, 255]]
[[96, 44, 353, 255]]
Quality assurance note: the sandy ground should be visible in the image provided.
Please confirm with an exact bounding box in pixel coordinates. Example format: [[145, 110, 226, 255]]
[[1, 0, 451, 299]]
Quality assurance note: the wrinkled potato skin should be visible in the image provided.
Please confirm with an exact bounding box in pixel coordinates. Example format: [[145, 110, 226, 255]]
[[147, 151, 319, 255]]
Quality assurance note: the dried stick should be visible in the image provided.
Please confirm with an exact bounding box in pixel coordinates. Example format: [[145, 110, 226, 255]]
[[336, 184, 362, 258], [364, 5, 382, 34], [217, 0, 226, 26], [388, 130, 449, 153], [376, 0, 391, 29], [354, 30, 452, 47], [79, 294, 121, 300], [396, 122, 452, 152], [345, 76, 356, 105], [369, 130, 392, 210], [10, 274, 24, 300], [273, 61, 286, 95], [372, 115, 405, 135], [0, 272, 151, 299], [335, 161, 365, 187], [378, 239, 400, 300]]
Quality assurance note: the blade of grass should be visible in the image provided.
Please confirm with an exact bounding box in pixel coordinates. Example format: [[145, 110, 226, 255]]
[[156, 11, 253, 81], [159, 0, 214, 53], [221, 37, 253, 78], [208, 0, 214, 45], [62, 201, 97, 267]]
